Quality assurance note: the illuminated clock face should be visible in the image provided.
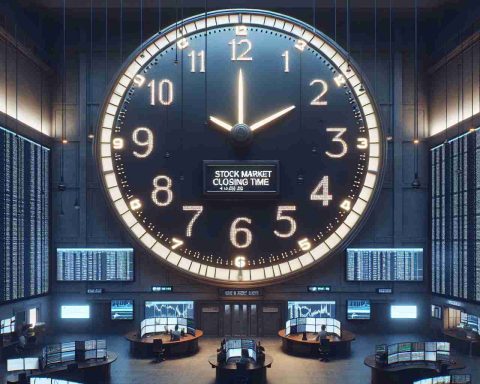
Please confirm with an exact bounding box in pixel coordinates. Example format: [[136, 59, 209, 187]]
[[96, 10, 385, 285]]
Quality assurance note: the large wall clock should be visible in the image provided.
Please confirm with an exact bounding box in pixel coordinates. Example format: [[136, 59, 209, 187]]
[[96, 9, 385, 286]]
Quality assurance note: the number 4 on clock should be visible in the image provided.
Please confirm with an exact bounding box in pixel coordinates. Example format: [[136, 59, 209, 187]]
[[310, 176, 333, 206]]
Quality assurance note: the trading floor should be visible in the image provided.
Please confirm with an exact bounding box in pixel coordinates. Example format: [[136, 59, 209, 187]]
[[1, 0, 480, 383]]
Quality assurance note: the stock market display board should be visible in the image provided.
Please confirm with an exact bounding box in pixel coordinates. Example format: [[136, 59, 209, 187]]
[[346, 248, 423, 281], [0, 126, 49, 303], [56, 248, 134, 282], [431, 130, 480, 301]]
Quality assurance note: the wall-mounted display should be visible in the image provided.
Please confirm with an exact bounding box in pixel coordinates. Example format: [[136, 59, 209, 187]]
[[144, 301, 194, 319], [61, 305, 90, 319], [111, 300, 134, 320], [346, 248, 423, 281], [390, 305, 417, 319], [287, 301, 335, 319], [347, 300, 371, 320], [56, 248, 134, 282], [0, 126, 49, 303], [431, 129, 480, 301], [95, 9, 385, 286]]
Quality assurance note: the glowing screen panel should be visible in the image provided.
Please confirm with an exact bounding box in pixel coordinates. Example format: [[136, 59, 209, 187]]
[[145, 301, 194, 319], [0, 126, 49, 303], [287, 301, 336, 319], [431, 129, 480, 301], [346, 248, 423, 281]]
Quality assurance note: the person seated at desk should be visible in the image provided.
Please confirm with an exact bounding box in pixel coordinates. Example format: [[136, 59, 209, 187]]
[[315, 324, 328, 342], [217, 338, 226, 353], [257, 341, 265, 363], [236, 348, 251, 369], [170, 325, 182, 341]]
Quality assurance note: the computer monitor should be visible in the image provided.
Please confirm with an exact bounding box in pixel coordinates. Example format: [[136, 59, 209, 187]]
[[347, 300, 371, 320], [111, 300, 134, 320], [425, 351, 436, 361], [7, 359, 24, 372], [376, 344, 387, 354], [398, 352, 410, 362], [398, 342, 412, 352], [388, 354, 398, 364], [24, 358, 40, 370]]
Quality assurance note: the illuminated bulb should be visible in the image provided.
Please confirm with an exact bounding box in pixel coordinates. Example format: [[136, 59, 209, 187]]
[[234, 256, 246, 269], [469, 127, 476, 133], [413, 139, 419, 144], [62, 139, 68, 144], [386, 136, 393, 141], [88, 133, 94, 140]]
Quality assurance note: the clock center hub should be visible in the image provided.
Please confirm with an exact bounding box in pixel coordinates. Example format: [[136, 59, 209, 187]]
[[231, 123, 253, 146]]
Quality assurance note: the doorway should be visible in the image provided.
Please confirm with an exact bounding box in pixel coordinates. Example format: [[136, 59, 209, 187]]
[[223, 303, 258, 337]]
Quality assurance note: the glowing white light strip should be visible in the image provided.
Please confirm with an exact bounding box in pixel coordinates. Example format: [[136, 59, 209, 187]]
[[98, 11, 383, 282]]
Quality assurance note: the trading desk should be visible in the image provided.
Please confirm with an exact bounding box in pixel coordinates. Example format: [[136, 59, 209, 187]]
[[442, 329, 480, 356], [125, 329, 203, 358], [364, 355, 465, 384], [208, 354, 273, 384], [6, 352, 117, 384], [277, 329, 355, 357]]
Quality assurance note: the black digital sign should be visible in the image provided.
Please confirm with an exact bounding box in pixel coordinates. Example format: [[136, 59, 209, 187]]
[[203, 160, 279, 197], [431, 130, 480, 302], [0, 126, 49, 303]]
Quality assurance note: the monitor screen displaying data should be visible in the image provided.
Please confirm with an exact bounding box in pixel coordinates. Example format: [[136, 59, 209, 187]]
[[391, 305, 417, 319], [346, 248, 423, 281], [431, 130, 480, 301], [347, 300, 371, 320], [413, 375, 471, 384], [111, 300, 134, 320], [287, 301, 336, 319], [0, 126, 49, 303], [145, 301, 194, 319], [61, 305, 90, 319], [56, 248, 134, 282], [386, 341, 450, 366]]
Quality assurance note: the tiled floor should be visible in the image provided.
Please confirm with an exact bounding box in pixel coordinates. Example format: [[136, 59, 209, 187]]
[[1, 332, 479, 384]]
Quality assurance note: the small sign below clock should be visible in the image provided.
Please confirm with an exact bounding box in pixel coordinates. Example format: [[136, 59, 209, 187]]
[[203, 160, 279, 197]]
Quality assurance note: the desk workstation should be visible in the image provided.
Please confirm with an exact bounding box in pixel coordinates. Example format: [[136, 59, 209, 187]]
[[278, 317, 355, 357], [442, 311, 480, 356], [208, 338, 272, 384], [125, 316, 203, 358], [1, 314, 46, 360], [412, 375, 472, 384], [4, 339, 116, 384], [365, 341, 465, 384]]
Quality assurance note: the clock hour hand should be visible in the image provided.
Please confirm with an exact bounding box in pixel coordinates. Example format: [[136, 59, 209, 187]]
[[250, 105, 296, 131], [209, 116, 233, 132]]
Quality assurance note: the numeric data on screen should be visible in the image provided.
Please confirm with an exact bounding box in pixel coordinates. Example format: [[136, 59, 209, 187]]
[[56, 249, 134, 282]]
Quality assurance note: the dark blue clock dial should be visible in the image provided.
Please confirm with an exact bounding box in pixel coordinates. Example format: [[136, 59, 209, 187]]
[[97, 10, 384, 284]]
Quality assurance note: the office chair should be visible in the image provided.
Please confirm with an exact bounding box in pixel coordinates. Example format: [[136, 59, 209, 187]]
[[318, 338, 331, 362], [234, 361, 250, 384], [152, 338, 166, 363]]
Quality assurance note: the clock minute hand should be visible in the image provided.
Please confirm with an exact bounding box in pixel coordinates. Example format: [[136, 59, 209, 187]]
[[250, 105, 296, 131]]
